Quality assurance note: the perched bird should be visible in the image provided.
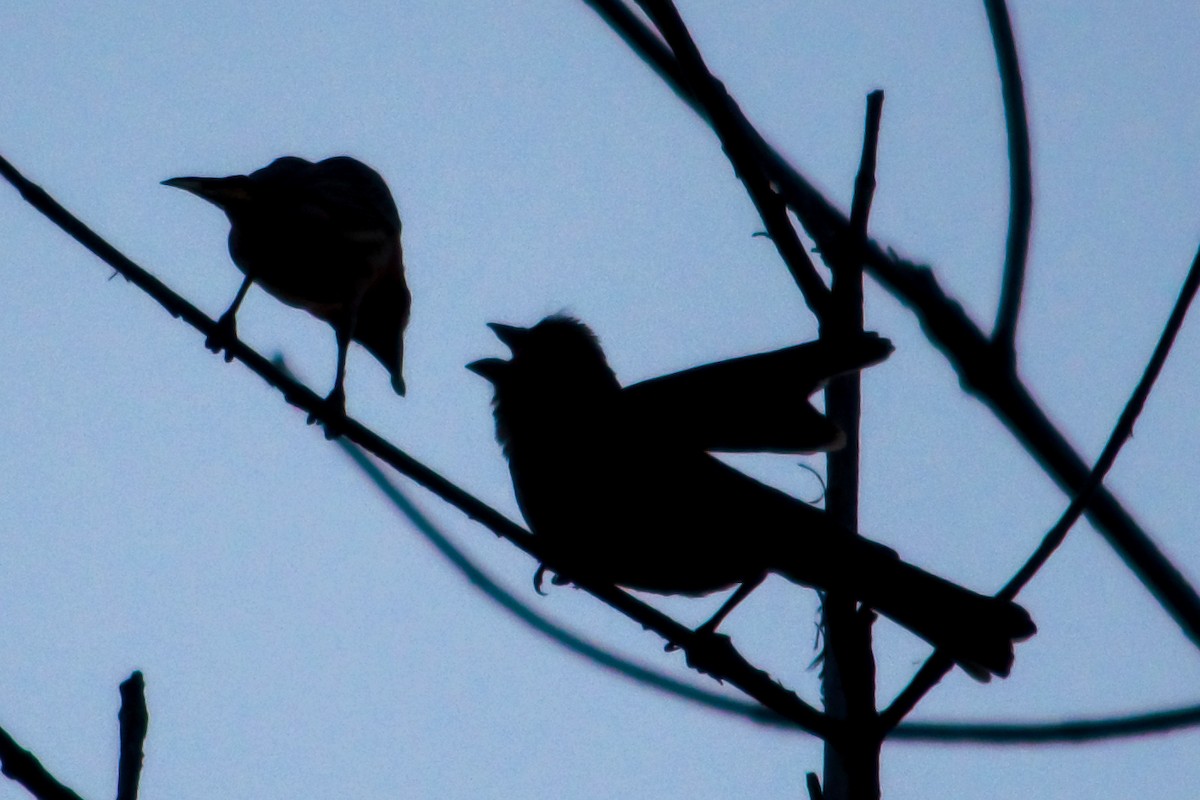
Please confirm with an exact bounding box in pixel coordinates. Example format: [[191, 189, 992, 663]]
[[163, 155, 410, 412], [468, 316, 1035, 680]]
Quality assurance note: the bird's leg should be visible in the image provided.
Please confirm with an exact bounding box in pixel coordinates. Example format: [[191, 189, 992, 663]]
[[308, 310, 356, 435], [207, 275, 253, 362], [665, 573, 766, 652]]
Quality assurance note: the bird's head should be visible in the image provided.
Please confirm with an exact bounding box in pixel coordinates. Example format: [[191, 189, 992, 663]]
[[468, 315, 622, 450], [161, 157, 316, 215]]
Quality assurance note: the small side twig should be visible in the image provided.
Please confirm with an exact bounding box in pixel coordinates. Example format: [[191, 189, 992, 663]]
[[116, 672, 148, 800]]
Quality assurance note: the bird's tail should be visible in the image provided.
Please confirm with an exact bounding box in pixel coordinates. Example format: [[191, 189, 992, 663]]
[[353, 266, 411, 396], [784, 535, 1036, 681]]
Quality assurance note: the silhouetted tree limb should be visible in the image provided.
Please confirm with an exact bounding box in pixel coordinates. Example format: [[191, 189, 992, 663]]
[[0, 726, 84, 800], [891, 702, 1200, 744], [631, 0, 833, 325], [984, 0, 1033, 360], [820, 90, 885, 800], [581, 0, 1200, 656], [116, 672, 148, 800], [0, 152, 832, 741], [882, 242, 1200, 730]]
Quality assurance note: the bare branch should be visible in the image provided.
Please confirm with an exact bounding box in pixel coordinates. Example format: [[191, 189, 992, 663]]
[[882, 242, 1200, 729], [631, 0, 834, 325], [116, 672, 148, 800], [892, 701, 1200, 745], [0, 726, 85, 800], [985, 0, 1034, 359], [0, 152, 832, 740], [819, 91, 885, 800]]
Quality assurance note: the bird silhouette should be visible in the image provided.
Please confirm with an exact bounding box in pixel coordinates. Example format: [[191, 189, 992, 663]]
[[468, 315, 1035, 680], [164, 155, 410, 414]]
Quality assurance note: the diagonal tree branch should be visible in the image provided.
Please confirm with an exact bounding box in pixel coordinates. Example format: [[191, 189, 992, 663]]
[[0, 726, 85, 800], [579, 0, 1200, 655], [985, 0, 1034, 360], [881, 241, 1200, 730], [0, 152, 834, 741], [630, 0, 833, 325]]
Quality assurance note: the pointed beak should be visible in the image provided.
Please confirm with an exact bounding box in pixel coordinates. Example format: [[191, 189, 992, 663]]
[[161, 175, 250, 207], [466, 357, 509, 383], [486, 322, 529, 351]]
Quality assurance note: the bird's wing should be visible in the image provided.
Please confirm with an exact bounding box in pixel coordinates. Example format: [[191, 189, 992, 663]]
[[620, 333, 893, 454]]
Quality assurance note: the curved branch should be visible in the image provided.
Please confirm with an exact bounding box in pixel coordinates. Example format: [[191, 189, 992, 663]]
[[892, 702, 1200, 745], [0, 152, 832, 740], [985, 0, 1034, 360]]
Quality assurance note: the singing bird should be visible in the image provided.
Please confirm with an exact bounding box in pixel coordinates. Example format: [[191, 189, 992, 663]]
[[163, 156, 410, 412], [468, 316, 1035, 680]]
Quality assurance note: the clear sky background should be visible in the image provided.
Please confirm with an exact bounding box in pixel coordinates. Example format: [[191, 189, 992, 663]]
[[1, 3, 1199, 798]]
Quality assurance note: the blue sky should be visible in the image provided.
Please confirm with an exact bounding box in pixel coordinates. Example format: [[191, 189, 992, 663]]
[[2, 3, 1199, 798]]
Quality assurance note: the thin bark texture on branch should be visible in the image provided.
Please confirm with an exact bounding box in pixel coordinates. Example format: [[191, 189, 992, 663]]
[[581, 0, 1200, 660]]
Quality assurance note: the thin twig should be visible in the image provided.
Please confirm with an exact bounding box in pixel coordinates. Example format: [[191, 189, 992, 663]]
[[116, 672, 148, 800], [631, 0, 833, 325], [882, 242, 1200, 730], [580, 0, 1200, 656], [985, 0, 1034, 360], [0, 152, 832, 740]]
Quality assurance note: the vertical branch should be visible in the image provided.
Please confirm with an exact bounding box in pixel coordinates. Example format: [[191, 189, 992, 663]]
[[116, 672, 149, 800], [985, 0, 1033, 361], [820, 91, 885, 800]]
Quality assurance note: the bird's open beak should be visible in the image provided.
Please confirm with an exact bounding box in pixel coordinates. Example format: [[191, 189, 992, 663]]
[[466, 358, 509, 383], [161, 176, 251, 206], [486, 322, 529, 351]]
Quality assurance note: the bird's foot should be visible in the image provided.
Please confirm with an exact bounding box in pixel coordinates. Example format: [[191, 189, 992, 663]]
[[307, 387, 348, 439], [673, 631, 737, 682], [664, 617, 723, 653], [205, 312, 239, 363]]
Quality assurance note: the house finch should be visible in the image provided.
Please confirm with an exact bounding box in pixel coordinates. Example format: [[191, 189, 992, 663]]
[[163, 155, 410, 413], [468, 316, 1035, 679]]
